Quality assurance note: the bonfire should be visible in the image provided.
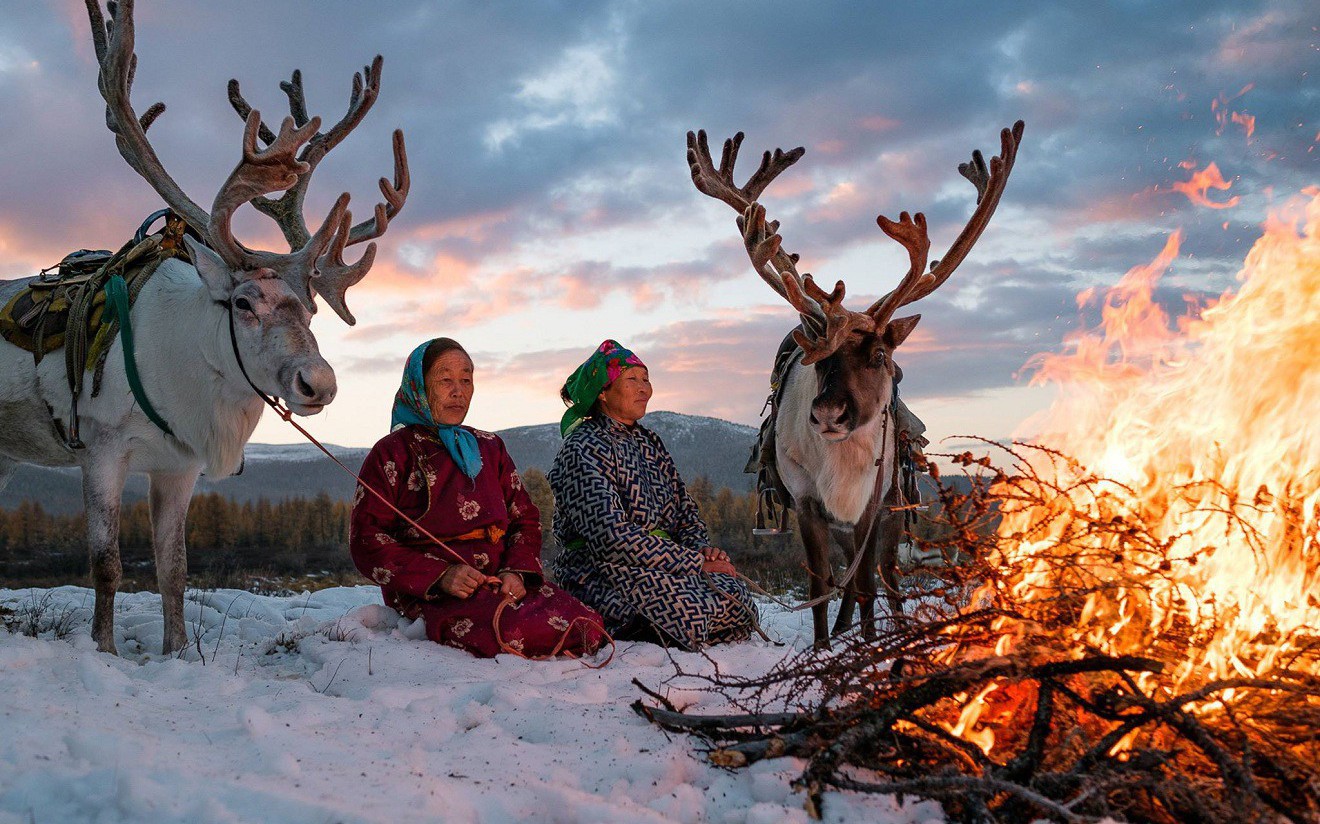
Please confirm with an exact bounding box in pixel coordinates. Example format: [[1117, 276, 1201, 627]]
[[636, 191, 1320, 823]]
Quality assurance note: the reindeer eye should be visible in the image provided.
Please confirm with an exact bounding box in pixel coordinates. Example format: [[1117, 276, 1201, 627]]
[[234, 297, 254, 313]]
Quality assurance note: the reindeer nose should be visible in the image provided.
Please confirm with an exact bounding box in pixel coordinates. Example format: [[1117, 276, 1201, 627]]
[[811, 403, 851, 431], [291, 362, 337, 406]]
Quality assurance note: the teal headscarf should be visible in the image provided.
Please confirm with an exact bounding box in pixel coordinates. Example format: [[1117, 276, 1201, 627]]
[[391, 340, 483, 480], [560, 339, 645, 437]]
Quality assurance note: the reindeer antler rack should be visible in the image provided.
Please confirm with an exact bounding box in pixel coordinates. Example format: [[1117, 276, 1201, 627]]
[[688, 122, 1024, 363], [86, 0, 407, 325], [86, 0, 209, 236], [868, 121, 1024, 329], [227, 58, 409, 324]]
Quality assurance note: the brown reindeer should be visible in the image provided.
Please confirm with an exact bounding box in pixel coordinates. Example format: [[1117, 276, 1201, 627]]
[[687, 121, 1023, 646]]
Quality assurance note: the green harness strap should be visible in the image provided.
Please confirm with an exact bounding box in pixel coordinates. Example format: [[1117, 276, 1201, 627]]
[[104, 273, 174, 437]]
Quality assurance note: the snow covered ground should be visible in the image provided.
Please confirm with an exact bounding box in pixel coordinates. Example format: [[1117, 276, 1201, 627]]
[[0, 585, 942, 824]]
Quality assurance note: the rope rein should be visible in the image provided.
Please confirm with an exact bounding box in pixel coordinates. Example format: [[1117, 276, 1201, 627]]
[[225, 308, 613, 667]]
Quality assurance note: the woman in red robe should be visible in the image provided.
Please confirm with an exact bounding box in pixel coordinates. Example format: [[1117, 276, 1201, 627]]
[[350, 337, 608, 659]]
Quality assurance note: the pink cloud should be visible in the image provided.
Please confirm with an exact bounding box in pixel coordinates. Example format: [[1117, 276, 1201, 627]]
[[402, 208, 518, 246], [809, 180, 866, 222], [859, 115, 901, 133], [1213, 12, 1295, 67], [1071, 189, 1171, 225]]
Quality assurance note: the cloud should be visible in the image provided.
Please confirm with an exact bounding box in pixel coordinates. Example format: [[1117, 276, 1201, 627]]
[[3, 0, 1312, 446], [472, 311, 791, 426], [1212, 3, 1317, 72], [484, 34, 627, 151]]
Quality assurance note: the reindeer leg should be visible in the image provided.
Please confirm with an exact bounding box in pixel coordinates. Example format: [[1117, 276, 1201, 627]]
[[831, 529, 858, 638], [798, 500, 834, 649], [856, 520, 879, 642], [149, 469, 199, 655], [875, 493, 906, 629], [83, 451, 130, 655]]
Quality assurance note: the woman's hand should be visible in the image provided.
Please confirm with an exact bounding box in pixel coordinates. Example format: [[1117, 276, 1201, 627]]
[[701, 546, 730, 563], [700, 546, 737, 577], [497, 571, 526, 602], [439, 564, 488, 599]]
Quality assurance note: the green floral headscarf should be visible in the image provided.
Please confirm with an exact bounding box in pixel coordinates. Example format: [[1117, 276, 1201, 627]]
[[560, 339, 645, 437]]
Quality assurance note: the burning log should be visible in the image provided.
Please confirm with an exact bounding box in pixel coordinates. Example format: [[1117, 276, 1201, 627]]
[[634, 462, 1320, 821], [633, 436, 1320, 822]]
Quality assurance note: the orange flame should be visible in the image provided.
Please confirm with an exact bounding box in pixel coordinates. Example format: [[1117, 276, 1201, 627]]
[[1001, 190, 1320, 686], [1231, 111, 1256, 139], [1171, 162, 1241, 209], [943, 684, 999, 755], [1212, 85, 1255, 142]]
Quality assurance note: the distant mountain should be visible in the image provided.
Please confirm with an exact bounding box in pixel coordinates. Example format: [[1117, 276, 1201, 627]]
[[0, 411, 758, 515], [498, 411, 756, 493]]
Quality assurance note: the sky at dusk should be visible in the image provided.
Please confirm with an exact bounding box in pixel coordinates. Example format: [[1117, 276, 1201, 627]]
[[1, 0, 1315, 449]]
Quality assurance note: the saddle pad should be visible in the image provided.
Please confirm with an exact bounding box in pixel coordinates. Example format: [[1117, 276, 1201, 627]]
[[0, 243, 162, 377]]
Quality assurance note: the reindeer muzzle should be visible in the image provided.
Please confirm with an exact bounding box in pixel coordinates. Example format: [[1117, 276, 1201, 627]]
[[283, 361, 337, 415]]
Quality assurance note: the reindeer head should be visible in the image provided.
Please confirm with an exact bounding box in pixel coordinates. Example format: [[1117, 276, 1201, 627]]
[[85, 0, 409, 414], [687, 123, 1023, 441]]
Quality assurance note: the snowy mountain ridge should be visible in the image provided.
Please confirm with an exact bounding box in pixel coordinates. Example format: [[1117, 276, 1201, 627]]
[[239, 443, 367, 463], [1, 411, 759, 513]]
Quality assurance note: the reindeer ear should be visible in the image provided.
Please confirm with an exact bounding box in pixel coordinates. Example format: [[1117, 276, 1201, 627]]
[[184, 235, 238, 302], [884, 314, 921, 349]]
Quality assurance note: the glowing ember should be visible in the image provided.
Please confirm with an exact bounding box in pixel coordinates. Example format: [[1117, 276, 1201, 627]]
[[943, 683, 998, 754], [994, 190, 1320, 687], [1171, 161, 1241, 209], [1231, 111, 1256, 140], [1212, 84, 1256, 140]]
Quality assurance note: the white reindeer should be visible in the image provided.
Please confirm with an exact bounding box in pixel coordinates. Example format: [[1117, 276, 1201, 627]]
[[0, 0, 409, 655], [686, 123, 1023, 645]]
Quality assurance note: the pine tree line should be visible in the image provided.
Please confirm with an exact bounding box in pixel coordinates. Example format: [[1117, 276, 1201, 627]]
[[2, 469, 950, 593], [0, 492, 351, 559]]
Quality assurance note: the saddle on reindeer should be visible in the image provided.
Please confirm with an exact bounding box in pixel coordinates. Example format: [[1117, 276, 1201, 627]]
[[0, 210, 195, 446]]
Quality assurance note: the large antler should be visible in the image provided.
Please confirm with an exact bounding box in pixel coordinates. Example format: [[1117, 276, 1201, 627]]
[[85, 0, 209, 236], [228, 58, 410, 324], [868, 121, 1024, 329], [206, 112, 319, 272], [686, 131, 809, 304], [690, 122, 1023, 363], [738, 202, 872, 363], [688, 129, 883, 363], [86, 0, 402, 325]]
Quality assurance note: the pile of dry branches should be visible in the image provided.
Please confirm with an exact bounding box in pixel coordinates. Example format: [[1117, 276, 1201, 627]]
[[634, 445, 1320, 823]]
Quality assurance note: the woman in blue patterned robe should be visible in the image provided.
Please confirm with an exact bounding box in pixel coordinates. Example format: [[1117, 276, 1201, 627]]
[[549, 340, 758, 650]]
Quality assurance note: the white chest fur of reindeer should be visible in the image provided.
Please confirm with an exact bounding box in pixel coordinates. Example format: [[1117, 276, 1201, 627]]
[[776, 359, 891, 526]]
